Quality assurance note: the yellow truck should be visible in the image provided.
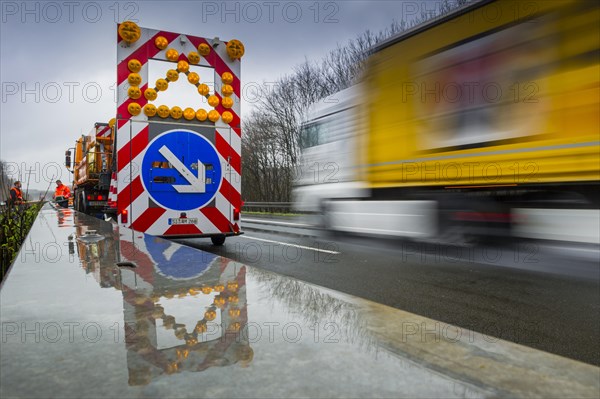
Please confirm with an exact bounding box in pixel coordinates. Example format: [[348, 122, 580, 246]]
[[66, 121, 116, 215], [293, 0, 599, 243]]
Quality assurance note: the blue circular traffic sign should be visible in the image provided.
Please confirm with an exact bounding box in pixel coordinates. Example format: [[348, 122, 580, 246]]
[[141, 130, 222, 211]]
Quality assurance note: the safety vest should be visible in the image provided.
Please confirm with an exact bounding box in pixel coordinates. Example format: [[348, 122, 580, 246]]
[[9, 186, 23, 204], [55, 185, 71, 198]]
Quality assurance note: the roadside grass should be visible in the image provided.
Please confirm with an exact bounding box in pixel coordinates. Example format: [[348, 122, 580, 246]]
[[0, 203, 42, 283]]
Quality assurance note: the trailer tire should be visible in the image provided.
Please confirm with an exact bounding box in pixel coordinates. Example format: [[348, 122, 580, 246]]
[[211, 235, 226, 246]]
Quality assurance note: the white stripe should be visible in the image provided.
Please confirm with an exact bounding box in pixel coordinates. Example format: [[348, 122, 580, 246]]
[[116, 120, 147, 152], [240, 235, 340, 255], [117, 27, 154, 62], [117, 150, 144, 190], [216, 127, 241, 155]]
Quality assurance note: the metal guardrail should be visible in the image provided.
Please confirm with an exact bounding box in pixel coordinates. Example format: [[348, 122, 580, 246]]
[[242, 202, 295, 213]]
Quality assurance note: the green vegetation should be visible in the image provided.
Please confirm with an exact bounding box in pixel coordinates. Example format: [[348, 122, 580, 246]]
[[0, 203, 42, 282]]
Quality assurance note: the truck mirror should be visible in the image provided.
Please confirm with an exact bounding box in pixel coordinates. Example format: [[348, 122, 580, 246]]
[[65, 150, 72, 168]]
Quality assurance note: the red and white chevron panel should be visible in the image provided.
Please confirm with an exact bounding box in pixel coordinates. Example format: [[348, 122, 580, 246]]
[[96, 125, 112, 138], [114, 23, 242, 237]]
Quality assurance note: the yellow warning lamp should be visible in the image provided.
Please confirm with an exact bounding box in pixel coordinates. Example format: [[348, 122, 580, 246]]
[[177, 60, 190, 73], [197, 43, 211, 56], [208, 95, 219, 107], [128, 59, 142, 73], [174, 327, 187, 339], [144, 103, 157, 117], [128, 102, 141, 116], [108, 118, 116, 128], [195, 322, 208, 333], [183, 107, 195, 120], [187, 72, 200, 85], [118, 21, 141, 44], [165, 69, 179, 82], [208, 110, 220, 122], [128, 73, 142, 86], [144, 88, 158, 101], [188, 51, 200, 64], [204, 309, 217, 321], [127, 86, 141, 100], [155, 36, 169, 50], [176, 349, 190, 360], [221, 84, 233, 97], [221, 97, 233, 109], [196, 109, 208, 121], [222, 111, 234, 124], [197, 84, 210, 96], [201, 286, 212, 294], [157, 105, 170, 118], [214, 295, 226, 306], [166, 48, 179, 61], [170, 106, 183, 119], [226, 39, 244, 60], [156, 78, 169, 91], [221, 72, 234, 84]]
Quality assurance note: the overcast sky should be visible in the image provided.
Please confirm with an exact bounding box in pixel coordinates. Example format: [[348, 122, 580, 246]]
[[0, 0, 438, 190]]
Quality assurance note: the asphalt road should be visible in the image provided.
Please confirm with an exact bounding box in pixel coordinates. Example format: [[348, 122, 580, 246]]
[[177, 215, 600, 366]]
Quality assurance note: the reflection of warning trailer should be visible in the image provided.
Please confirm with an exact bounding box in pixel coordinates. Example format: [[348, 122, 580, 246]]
[[78, 21, 244, 245], [115, 234, 251, 386]]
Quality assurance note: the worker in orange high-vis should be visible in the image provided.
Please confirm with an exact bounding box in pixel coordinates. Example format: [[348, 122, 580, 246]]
[[8, 181, 24, 206], [54, 180, 71, 208]]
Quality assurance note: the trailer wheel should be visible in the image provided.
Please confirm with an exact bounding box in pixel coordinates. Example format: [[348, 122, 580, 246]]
[[211, 235, 226, 246]]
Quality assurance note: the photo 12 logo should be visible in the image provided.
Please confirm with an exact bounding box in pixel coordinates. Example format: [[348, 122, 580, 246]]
[[1, 2, 139, 24], [199, 1, 339, 24], [2, 162, 65, 185]]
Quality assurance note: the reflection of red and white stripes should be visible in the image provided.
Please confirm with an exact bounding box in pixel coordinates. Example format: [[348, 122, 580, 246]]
[[115, 24, 242, 236]]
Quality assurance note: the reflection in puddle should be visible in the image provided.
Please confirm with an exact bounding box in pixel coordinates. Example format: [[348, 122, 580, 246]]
[[72, 214, 251, 386]]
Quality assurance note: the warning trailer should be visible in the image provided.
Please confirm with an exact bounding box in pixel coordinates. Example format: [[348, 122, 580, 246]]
[[66, 21, 243, 245]]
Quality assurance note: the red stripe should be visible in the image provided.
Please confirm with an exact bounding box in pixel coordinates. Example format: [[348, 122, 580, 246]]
[[117, 31, 179, 86], [186, 37, 240, 95], [215, 132, 241, 175], [130, 207, 166, 233], [163, 223, 202, 236], [219, 178, 242, 210], [119, 239, 155, 283], [117, 176, 144, 213], [201, 207, 232, 233], [117, 125, 148, 171]]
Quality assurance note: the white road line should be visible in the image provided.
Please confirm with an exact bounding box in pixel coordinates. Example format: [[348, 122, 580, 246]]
[[243, 218, 313, 228], [240, 235, 340, 255]]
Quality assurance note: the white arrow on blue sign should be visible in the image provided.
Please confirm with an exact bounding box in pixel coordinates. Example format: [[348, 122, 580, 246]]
[[141, 130, 222, 211]]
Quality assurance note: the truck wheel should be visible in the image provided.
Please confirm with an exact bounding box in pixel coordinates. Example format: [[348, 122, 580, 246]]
[[79, 194, 88, 214], [211, 235, 226, 246]]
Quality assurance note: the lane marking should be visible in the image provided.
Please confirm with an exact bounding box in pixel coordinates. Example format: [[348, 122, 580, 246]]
[[243, 218, 313, 228], [240, 235, 340, 255]]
